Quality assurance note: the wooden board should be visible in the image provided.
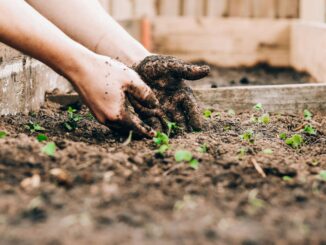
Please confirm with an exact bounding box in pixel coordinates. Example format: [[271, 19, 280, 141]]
[[300, 0, 326, 22], [152, 17, 291, 67], [252, 0, 276, 18], [206, 0, 228, 17], [195, 84, 326, 114], [133, 0, 156, 18], [291, 22, 326, 83], [277, 0, 299, 18], [229, 0, 253, 17], [182, 0, 205, 16], [158, 0, 181, 16]]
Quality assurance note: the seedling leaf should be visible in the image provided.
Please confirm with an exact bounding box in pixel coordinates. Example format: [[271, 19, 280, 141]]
[[203, 109, 212, 119], [304, 109, 313, 121], [37, 134, 48, 142], [166, 121, 179, 137], [189, 159, 199, 170], [319, 170, 326, 182], [253, 103, 263, 111], [0, 131, 7, 139], [262, 149, 273, 154], [198, 144, 208, 153], [42, 142, 56, 157], [285, 134, 303, 149], [279, 133, 287, 140], [175, 150, 193, 162], [258, 114, 270, 124], [241, 129, 255, 143], [303, 125, 316, 135], [283, 176, 293, 181], [153, 132, 169, 146]]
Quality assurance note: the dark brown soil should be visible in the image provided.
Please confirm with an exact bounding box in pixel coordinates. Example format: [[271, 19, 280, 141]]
[[190, 63, 316, 89], [0, 100, 325, 245]]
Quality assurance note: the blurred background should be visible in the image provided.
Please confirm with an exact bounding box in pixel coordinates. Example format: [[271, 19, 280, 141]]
[[97, 0, 326, 22]]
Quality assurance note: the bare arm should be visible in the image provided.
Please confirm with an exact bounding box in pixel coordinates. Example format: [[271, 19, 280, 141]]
[[26, 0, 150, 66]]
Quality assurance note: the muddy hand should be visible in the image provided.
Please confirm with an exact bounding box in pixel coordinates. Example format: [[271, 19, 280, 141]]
[[134, 55, 210, 131]]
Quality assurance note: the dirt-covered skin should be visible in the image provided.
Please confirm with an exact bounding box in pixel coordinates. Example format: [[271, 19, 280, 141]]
[[0, 101, 325, 245], [134, 55, 210, 131]]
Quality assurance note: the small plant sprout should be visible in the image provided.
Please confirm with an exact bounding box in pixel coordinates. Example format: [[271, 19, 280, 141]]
[[197, 144, 208, 153], [156, 144, 170, 156], [0, 131, 7, 139], [253, 103, 263, 111], [303, 125, 316, 135], [303, 109, 313, 121], [319, 171, 326, 182], [64, 106, 83, 131], [262, 149, 273, 155], [238, 147, 248, 158], [175, 150, 199, 170], [26, 122, 46, 133], [86, 112, 95, 121], [166, 121, 179, 137], [227, 109, 236, 116], [241, 129, 255, 144], [279, 132, 287, 140], [258, 113, 271, 124], [36, 134, 48, 142], [42, 142, 56, 157], [283, 176, 293, 181], [203, 109, 212, 119], [285, 134, 304, 149], [153, 132, 169, 146]]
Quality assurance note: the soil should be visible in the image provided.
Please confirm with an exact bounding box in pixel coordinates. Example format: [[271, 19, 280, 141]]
[[190, 63, 316, 89], [0, 100, 325, 245]]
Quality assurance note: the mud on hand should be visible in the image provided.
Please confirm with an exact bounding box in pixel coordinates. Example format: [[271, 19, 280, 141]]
[[133, 55, 210, 132]]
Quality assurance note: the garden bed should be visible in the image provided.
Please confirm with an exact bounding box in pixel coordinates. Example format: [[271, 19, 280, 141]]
[[0, 97, 325, 244]]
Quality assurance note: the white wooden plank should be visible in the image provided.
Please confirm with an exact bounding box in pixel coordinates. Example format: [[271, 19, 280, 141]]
[[229, 0, 253, 17], [158, 0, 181, 16], [252, 0, 277, 18], [206, 0, 228, 17], [182, 0, 205, 16], [291, 22, 326, 83], [277, 0, 299, 18], [133, 0, 156, 18], [300, 0, 326, 22]]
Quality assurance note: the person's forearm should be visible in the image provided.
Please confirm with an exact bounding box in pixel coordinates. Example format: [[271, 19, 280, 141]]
[[0, 0, 93, 83], [26, 0, 150, 66]]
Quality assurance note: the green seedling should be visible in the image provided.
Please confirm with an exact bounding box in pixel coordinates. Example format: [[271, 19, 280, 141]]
[[303, 125, 316, 135], [262, 149, 273, 155], [203, 109, 212, 119], [0, 131, 7, 139], [156, 144, 170, 156], [153, 132, 169, 146], [26, 122, 46, 133], [253, 103, 263, 111], [86, 113, 95, 121], [283, 176, 293, 181], [285, 134, 304, 149], [36, 134, 48, 142], [227, 109, 236, 116], [64, 106, 83, 131], [175, 150, 199, 170], [319, 171, 326, 182], [303, 109, 313, 121], [42, 142, 56, 157], [241, 129, 255, 143], [258, 113, 270, 124], [166, 121, 179, 137], [250, 116, 258, 124], [197, 144, 208, 153], [279, 132, 287, 140], [238, 147, 248, 158]]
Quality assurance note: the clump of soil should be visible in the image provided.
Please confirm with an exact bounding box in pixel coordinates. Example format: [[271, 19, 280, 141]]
[[0, 101, 325, 245], [190, 63, 316, 89]]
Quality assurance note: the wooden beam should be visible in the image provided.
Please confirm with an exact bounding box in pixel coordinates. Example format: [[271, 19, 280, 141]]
[[229, 0, 253, 17], [182, 0, 205, 16], [195, 84, 326, 114], [291, 22, 326, 83], [252, 0, 277, 18], [132, 0, 156, 18], [205, 0, 228, 17], [158, 0, 181, 16], [277, 0, 299, 18]]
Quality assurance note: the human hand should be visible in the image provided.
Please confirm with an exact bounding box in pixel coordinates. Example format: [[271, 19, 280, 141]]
[[134, 55, 210, 132], [73, 55, 163, 138]]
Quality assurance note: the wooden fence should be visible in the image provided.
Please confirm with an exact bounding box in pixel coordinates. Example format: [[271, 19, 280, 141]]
[[98, 0, 303, 20]]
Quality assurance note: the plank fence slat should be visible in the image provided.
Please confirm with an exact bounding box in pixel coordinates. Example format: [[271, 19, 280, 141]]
[[300, 0, 326, 22], [132, 0, 157, 18], [206, 0, 228, 17], [252, 0, 276, 18], [229, 0, 253, 17], [158, 0, 181, 16], [182, 0, 205, 16], [277, 0, 299, 18]]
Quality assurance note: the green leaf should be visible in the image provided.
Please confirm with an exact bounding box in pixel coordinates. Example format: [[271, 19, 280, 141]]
[[166, 121, 179, 137], [0, 131, 7, 139], [253, 103, 263, 111], [203, 109, 212, 119], [303, 125, 316, 135], [153, 132, 169, 146], [175, 150, 193, 162], [238, 147, 248, 158], [197, 144, 208, 153], [258, 114, 270, 124], [303, 109, 313, 121], [241, 129, 255, 143], [283, 176, 293, 181], [189, 159, 199, 170], [64, 122, 73, 131], [262, 149, 273, 154], [156, 144, 169, 155], [285, 134, 303, 149], [319, 171, 326, 182], [42, 142, 56, 157], [279, 133, 287, 140], [36, 134, 48, 142]]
